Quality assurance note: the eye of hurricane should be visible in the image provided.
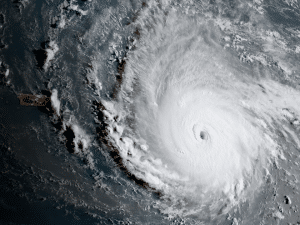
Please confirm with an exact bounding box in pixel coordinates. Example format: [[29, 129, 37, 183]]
[[199, 130, 208, 140]]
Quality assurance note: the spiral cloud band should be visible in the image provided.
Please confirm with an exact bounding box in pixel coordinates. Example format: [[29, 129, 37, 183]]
[[103, 5, 300, 218]]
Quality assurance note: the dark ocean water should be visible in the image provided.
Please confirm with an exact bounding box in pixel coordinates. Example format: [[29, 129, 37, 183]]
[[1, 0, 300, 224]]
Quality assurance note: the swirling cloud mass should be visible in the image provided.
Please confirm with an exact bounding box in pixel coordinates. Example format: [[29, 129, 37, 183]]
[[102, 1, 300, 220]]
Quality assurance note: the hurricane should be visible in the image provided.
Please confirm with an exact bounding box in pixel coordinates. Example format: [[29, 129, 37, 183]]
[[101, 0, 300, 221], [3, 0, 300, 224]]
